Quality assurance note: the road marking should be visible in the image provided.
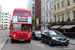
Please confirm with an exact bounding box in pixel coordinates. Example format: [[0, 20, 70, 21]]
[[54, 45, 75, 50], [65, 46, 75, 49], [34, 43, 44, 47], [69, 44, 75, 46], [31, 41, 45, 47]]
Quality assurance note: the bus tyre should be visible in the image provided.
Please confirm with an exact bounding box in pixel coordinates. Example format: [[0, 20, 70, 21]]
[[11, 38, 14, 43], [28, 39, 31, 43], [9, 36, 11, 37]]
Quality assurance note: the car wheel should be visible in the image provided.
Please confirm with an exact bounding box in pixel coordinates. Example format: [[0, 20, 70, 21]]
[[33, 36, 36, 40], [49, 40, 54, 46], [41, 38, 44, 43], [65, 44, 68, 47]]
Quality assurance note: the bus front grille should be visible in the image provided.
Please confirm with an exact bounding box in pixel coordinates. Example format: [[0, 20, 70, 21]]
[[18, 34, 26, 39]]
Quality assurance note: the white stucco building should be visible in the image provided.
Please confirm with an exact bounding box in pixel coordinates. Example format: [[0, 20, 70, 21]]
[[27, 0, 35, 16], [2, 12, 11, 29], [0, 5, 2, 30], [41, 0, 53, 31]]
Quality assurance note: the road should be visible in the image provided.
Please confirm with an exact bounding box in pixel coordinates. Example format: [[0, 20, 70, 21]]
[[0, 30, 75, 50]]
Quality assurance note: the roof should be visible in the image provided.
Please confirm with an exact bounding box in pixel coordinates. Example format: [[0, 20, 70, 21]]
[[14, 8, 31, 12]]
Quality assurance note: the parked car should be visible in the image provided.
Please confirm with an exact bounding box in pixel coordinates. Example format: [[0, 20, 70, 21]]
[[41, 30, 69, 47], [32, 31, 41, 39]]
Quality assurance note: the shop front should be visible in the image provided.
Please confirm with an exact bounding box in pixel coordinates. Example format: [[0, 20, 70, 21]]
[[49, 21, 75, 38]]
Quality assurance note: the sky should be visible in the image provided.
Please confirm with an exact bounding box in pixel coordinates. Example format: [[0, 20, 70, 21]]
[[0, 0, 29, 15]]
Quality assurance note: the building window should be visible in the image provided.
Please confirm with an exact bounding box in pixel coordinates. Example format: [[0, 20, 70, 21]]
[[6, 13, 8, 15], [67, 12, 70, 21], [62, 14, 64, 21], [50, 14, 51, 22], [54, 5, 56, 11], [47, 15, 48, 22], [32, 11, 34, 15], [67, 0, 70, 6], [74, 0, 75, 3], [58, 3, 60, 9], [44, 7, 45, 12], [44, 16, 45, 23], [46, 5, 48, 11], [55, 16, 56, 22], [62, 1, 64, 8], [50, 3, 51, 9], [58, 15, 60, 22], [32, 7, 34, 10]]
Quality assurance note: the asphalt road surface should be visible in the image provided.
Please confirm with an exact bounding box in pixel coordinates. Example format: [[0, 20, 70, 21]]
[[2, 38, 75, 50]]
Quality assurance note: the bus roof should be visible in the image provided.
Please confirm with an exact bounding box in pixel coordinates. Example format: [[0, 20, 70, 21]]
[[14, 8, 31, 12]]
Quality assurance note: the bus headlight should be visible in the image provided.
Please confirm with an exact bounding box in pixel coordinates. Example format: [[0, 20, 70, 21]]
[[13, 35, 16, 37], [28, 35, 30, 37]]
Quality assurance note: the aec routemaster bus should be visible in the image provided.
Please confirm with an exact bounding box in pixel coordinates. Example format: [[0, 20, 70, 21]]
[[9, 20, 12, 37], [11, 8, 32, 43]]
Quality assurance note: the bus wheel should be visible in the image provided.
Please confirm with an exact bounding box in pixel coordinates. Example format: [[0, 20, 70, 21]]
[[11, 38, 14, 43], [9, 36, 11, 37], [28, 39, 31, 43]]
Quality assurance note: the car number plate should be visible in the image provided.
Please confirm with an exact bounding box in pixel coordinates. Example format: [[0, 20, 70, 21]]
[[20, 39, 24, 41], [61, 41, 65, 42]]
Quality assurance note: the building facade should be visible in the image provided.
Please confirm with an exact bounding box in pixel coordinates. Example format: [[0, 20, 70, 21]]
[[0, 5, 2, 30], [41, 0, 53, 31], [27, 0, 35, 16], [53, 0, 75, 22], [50, 0, 75, 38], [2, 12, 11, 29], [35, 0, 41, 30]]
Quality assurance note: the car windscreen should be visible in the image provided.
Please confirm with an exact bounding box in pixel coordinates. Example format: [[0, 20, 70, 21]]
[[13, 24, 21, 30], [23, 11, 30, 16], [35, 31, 41, 34], [49, 30, 62, 35], [15, 11, 22, 15]]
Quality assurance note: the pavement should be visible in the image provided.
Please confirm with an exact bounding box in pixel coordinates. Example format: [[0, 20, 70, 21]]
[[0, 38, 7, 50], [0, 30, 9, 50], [0, 30, 75, 50]]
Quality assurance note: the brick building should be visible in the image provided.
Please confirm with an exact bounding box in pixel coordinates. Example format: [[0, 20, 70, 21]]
[[35, 0, 41, 30]]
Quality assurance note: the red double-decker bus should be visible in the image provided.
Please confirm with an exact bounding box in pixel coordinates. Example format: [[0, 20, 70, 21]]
[[11, 8, 32, 43], [9, 20, 12, 37]]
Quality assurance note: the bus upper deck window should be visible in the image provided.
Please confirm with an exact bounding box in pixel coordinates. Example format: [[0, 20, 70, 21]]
[[23, 11, 30, 16], [15, 11, 22, 15]]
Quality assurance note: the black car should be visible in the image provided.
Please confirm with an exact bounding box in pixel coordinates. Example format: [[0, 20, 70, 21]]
[[41, 30, 69, 47], [32, 31, 41, 39]]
